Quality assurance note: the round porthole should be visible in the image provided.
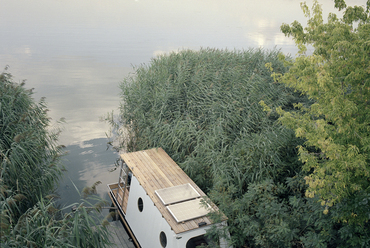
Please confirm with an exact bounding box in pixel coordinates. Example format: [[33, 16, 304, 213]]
[[138, 197, 143, 212], [160, 231, 167, 247]]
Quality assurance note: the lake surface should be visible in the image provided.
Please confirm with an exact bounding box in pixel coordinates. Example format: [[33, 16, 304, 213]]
[[0, 0, 364, 205]]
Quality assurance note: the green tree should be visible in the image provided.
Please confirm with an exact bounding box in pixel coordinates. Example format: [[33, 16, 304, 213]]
[[264, 0, 370, 222]]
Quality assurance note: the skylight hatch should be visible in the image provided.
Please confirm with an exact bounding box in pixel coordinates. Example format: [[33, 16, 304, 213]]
[[155, 183, 200, 205]]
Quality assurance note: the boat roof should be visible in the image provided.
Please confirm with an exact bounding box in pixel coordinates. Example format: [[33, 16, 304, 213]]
[[120, 147, 226, 234]]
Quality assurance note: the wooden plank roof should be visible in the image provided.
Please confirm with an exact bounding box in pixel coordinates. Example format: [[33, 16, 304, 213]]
[[120, 147, 226, 234]]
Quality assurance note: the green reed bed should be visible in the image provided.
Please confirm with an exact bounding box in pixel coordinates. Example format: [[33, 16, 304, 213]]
[[116, 48, 300, 189], [109, 48, 370, 247], [1, 71, 63, 219], [109, 48, 309, 246], [1, 70, 112, 247]]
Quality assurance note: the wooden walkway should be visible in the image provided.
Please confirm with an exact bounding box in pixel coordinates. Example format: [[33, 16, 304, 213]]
[[107, 220, 136, 248], [107, 191, 141, 248]]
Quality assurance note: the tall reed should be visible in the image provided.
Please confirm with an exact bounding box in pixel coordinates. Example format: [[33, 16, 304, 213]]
[[106, 48, 321, 247], [112, 48, 306, 189], [108, 48, 370, 248], [1, 70, 112, 247], [1, 71, 63, 214]]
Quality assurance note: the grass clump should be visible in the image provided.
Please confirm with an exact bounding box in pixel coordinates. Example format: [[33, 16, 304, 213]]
[[1, 69, 112, 247]]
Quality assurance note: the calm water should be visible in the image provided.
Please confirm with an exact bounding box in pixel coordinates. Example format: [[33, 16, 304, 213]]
[[0, 0, 364, 205]]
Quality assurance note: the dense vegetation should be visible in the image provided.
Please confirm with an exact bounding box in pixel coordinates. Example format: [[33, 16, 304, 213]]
[[107, 48, 334, 247], [0, 70, 112, 247], [268, 0, 370, 225], [110, 1, 370, 244]]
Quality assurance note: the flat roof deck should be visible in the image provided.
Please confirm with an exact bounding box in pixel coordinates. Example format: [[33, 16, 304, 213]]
[[120, 148, 226, 234]]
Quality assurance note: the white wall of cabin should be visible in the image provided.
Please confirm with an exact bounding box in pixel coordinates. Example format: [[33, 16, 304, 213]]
[[125, 176, 213, 248]]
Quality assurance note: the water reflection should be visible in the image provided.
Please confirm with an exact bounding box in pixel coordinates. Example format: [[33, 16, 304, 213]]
[[57, 138, 119, 206], [1, 0, 366, 207], [1, 56, 131, 145]]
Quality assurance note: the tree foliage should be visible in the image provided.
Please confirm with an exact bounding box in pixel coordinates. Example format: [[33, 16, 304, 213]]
[[265, 0, 370, 223]]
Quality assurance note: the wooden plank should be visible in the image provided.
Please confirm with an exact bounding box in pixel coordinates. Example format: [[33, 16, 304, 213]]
[[134, 149, 203, 233], [155, 148, 226, 216], [132, 151, 171, 189], [145, 149, 183, 186], [112, 188, 129, 214], [107, 221, 136, 248], [129, 153, 167, 208], [109, 183, 130, 214], [145, 151, 187, 189], [108, 193, 141, 248], [140, 151, 188, 234], [141, 150, 175, 187], [156, 148, 194, 185], [119, 148, 226, 234], [127, 151, 164, 191], [123, 151, 186, 234], [143, 150, 191, 233], [154, 148, 227, 225]]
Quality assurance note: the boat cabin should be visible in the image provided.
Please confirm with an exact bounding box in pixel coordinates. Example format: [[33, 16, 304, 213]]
[[107, 148, 230, 248]]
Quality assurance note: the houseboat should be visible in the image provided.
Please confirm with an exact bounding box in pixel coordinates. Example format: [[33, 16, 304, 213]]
[[107, 148, 230, 248]]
